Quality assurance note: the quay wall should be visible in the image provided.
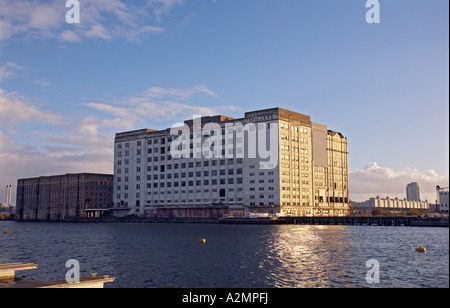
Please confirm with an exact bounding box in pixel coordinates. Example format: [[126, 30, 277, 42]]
[[16, 216, 219, 224], [14, 216, 448, 227]]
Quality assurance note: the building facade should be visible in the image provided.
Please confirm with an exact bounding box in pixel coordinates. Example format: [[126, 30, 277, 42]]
[[406, 182, 420, 201], [356, 196, 429, 211], [112, 107, 349, 218], [436, 186, 449, 213], [16, 173, 113, 221]]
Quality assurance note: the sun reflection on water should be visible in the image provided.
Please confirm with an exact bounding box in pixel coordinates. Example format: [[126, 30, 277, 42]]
[[259, 225, 356, 288]]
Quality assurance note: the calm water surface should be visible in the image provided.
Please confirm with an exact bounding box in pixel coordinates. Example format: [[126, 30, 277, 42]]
[[0, 221, 448, 288]]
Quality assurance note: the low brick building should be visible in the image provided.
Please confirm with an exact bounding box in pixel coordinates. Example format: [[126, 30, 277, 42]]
[[16, 173, 113, 221]]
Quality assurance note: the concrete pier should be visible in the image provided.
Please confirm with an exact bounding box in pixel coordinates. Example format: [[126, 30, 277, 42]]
[[9, 275, 115, 288], [0, 263, 38, 281]]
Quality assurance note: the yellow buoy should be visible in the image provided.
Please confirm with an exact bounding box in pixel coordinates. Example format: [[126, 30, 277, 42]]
[[415, 247, 426, 252], [3, 232, 8, 235], [198, 239, 206, 243]]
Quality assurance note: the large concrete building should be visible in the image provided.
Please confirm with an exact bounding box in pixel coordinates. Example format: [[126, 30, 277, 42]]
[[112, 107, 349, 218], [16, 173, 113, 221]]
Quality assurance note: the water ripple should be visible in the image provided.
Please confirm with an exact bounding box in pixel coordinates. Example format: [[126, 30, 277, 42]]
[[0, 221, 448, 288]]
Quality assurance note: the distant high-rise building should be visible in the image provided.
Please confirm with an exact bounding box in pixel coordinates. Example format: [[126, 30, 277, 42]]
[[406, 182, 420, 201]]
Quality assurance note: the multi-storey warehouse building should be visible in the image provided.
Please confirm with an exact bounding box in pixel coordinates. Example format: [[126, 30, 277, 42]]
[[113, 108, 349, 218], [16, 173, 113, 221]]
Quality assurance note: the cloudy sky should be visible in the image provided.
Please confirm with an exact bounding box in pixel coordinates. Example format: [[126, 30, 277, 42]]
[[0, 0, 448, 204]]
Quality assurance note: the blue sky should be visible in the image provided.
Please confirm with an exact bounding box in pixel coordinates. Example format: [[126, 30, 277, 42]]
[[0, 0, 448, 202]]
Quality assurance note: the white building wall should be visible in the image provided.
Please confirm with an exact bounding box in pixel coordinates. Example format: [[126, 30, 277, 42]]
[[356, 196, 429, 211], [113, 117, 281, 217], [113, 108, 349, 218], [437, 188, 449, 213]]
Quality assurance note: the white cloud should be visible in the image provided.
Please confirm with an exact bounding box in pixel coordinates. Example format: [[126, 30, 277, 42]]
[[82, 103, 135, 119], [59, 30, 82, 42], [349, 162, 449, 203], [0, 0, 176, 43], [147, 0, 184, 22], [142, 84, 218, 100], [0, 62, 23, 81], [33, 79, 55, 87], [0, 88, 64, 126], [0, 130, 113, 204], [85, 84, 239, 126], [0, 84, 237, 204], [0, 0, 63, 40], [81, 24, 112, 40]]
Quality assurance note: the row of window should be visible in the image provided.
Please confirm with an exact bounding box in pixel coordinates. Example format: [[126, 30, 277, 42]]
[[118, 199, 273, 207], [116, 192, 276, 201], [117, 168, 244, 182], [280, 155, 310, 163], [119, 142, 249, 157], [282, 202, 311, 206], [116, 177, 245, 191], [116, 161, 277, 175], [281, 194, 310, 199], [117, 157, 245, 166], [280, 123, 309, 134], [280, 145, 309, 153], [280, 135, 309, 143]]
